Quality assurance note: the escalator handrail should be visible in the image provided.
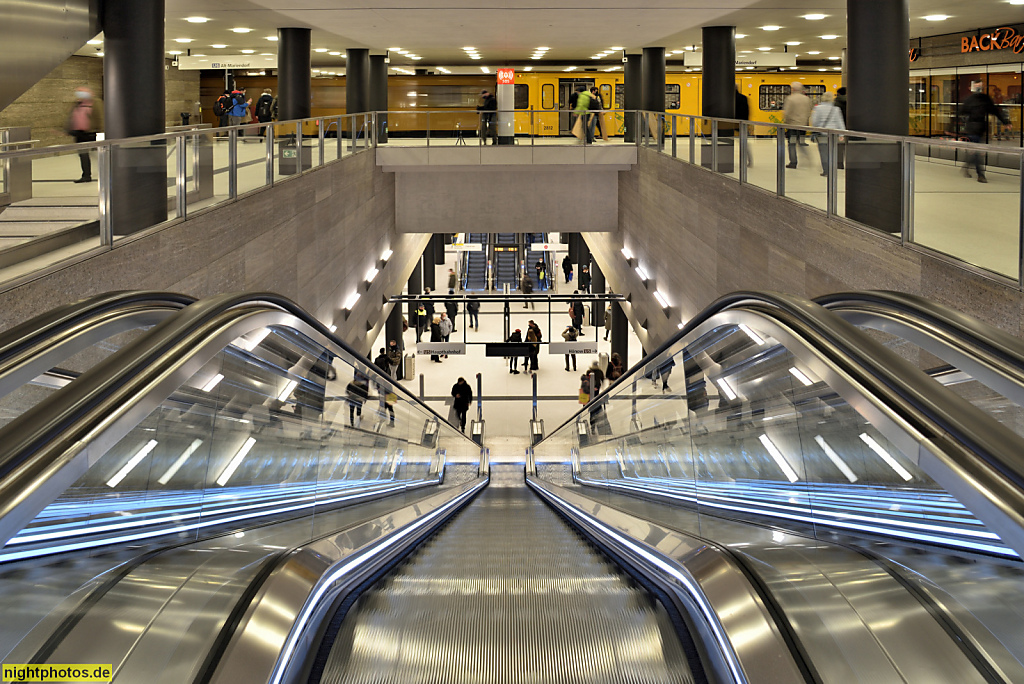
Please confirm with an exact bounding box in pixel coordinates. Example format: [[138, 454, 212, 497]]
[[0, 291, 476, 548], [538, 289, 1024, 506], [816, 290, 1024, 391]]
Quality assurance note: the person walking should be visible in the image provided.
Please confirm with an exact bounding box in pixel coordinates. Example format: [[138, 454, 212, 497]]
[[254, 89, 274, 136], [589, 86, 604, 142], [415, 303, 428, 342], [447, 268, 458, 291], [429, 316, 443, 362], [373, 347, 390, 376], [387, 340, 403, 379], [534, 258, 546, 291], [735, 85, 752, 167], [962, 82, 1011, 183], [445, 291, 458, 332], [521, 274, 535, 309], [572, 85, 593, 143], [561, 325, 578, 372], [603, 307, 612, 341], [214, 89, 233, 130], [507, 328, 523, 374], [579, 266, 592, 294], [439, 313, 454, 358], [451, 377, 473, 432], [810, 92, 845, 177], [570, 294, 584, 331], [477, 89, 498, 145], [466, 296, 480, 331], [229, 86, 251, 135], [66, 86, 103, 183], [783, 82, 812, 169], [606, 352, 624, 384], [422, 287, 435, 319], [834, 86, 848, 170], [346, 373, 369, 427], [562, 254, 574, 283], [525, 327, 539, 374]]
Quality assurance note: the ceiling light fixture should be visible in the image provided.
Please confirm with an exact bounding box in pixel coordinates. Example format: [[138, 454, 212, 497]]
[[185, 16, 209, 23], [807, 50, 821, 55], [803, 13, 826, 20], [785, 41, 802, 46], [211, 44, 227, 48], [168, 50, 183, 55], [758, 47, 771, 51], [735, 34, 747, 38], [924, 14, 950, 21], [821, 34, 838, 40], [230, 28, 252, 33], [241, 49, 255, 54], [174, 38, 193, 43], [762, 25, 781, 31], [265, 36, 278, 41], [329, 51, 341, 56], [314, 48, 328, 52]]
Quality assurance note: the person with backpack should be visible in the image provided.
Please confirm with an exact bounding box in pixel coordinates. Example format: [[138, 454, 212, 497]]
[[466, 296, 480, 331], [255, 89, 275, 137], [450, 377, 473, 433], [507, 328, 522, 374], [346, 373, 369, 427], [229, 86, 251, 136], [562, 254, 573, 283], [213, 89, 233, 129], [561, 325, 578, 372]]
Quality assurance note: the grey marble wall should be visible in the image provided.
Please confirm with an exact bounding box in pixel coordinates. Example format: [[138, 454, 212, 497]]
[[0, 151, 427, 356], [586, 147, 1024, 351]]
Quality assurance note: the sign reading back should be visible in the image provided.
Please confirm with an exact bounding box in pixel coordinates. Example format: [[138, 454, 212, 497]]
[[497, 68, 515, 84], [962, 27, 1024, 54], [416, 343, 467, 356]]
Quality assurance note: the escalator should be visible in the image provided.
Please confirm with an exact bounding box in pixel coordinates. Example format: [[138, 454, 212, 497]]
[[492, 233, 518, 291], [2, 290, 1024, 682], [524, 232, 550, 291], [462, 233, 488, 291]]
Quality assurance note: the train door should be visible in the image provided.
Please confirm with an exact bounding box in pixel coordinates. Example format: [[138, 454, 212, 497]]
[[559, 78, 596, 134]]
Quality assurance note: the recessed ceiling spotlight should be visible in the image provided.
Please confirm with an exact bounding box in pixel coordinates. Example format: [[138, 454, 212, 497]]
[[610, 46, 624, 50], [736, 34, 747, 38], [168, 50, 183, 55], [740, 50, 753, 54], [803, 13, 826, 20], [265, 36, 278, 41], [211, 44, 227, 48], [174, 38, 193, 43], [670, 50, 684, 54], [314, 48, 328, 52], [259, 52, 271, 56], [389, 47, 402, 51], [758, 47, 771, 51], [329, 51, 341, 55], [185, 16, 209, 23], [833, 66, 842, 70], [924, 14, 950, 21], [821, 34, 839, 39], [828, 56, 840, 60], [192, 53, 206, 57], [230, 28, 252, 33], [785, 41, 801, 46], [241, 49, 255, 54], [762, 25, 781, 31], [410, 55, 422, 60], [807, 50, 821, 55], [1011, 0, 1024, 5]]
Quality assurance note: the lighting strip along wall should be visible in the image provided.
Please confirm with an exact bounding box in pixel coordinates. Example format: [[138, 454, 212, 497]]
[[106, 440, 159, 488], [758, 434, 800, 483], [738, 324, 765, 345], [859, 433, 914, 481], [268, 479, 487, 684], [575, 477, 1014, 557], [813, 436, 858, 483], [527, 481, 747, 684], [217, 437, 257, 486], [0, 481, 417, 562], [157, 439, 204, 485]]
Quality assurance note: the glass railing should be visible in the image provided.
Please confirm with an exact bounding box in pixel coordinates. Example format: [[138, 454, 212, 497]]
[[644, 111, 1024, 284], [0, 295, 478, 562], [533, 295, 1024, 561]]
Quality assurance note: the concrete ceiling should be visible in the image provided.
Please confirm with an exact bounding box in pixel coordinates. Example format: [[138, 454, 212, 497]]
[[76, 0, 1024, 71]]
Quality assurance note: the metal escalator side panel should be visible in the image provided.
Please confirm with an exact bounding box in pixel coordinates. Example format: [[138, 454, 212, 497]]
[[528, 477, 807, 684], [204, 479, 486, 684]]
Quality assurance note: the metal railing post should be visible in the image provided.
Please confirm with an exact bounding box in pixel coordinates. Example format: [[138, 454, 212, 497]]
[[228, 128, 238, 199], [191, 132, 201, 194], [318, 119, 325, 166], [97, 145, 112, 246], [689, 117, 696, 164], [776, 127, 786, 196], [265, 124, 274, 187], [671, 115, 677, 158], [532, 372, 538, 422], [739, 122, 748, 183], [175, 133, 187, 219], [901, 139, 914, 247], [337, 116, 342, 159], [827, 131, 838, 216], [296, 123, 304, 173], [476, 373, 483, 423], [711, 119, 719, 172], [426, 111, 431, 148]]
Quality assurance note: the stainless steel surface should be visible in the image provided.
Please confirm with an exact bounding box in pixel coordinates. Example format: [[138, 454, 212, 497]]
[[530, 477, 806, 684], [316, 485, 695, 684]]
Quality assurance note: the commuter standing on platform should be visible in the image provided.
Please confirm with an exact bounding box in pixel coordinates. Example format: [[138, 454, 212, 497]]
[[466, 296, 480, 331], [589, 87, 603, 142], [810, 93, 845, 177], [522, 274, 534, 309], [962, 82, 1011, 184], [606, 352, 624, 384], [415, 303, 428, 342], [67, 86, 103, 183], [214, 89, 233, 129], [571, 293, 584, 331], [447, 268, 457, 291], [387, 340, 403, 379], [562, 254, 574, 283], [535, 258, 546, 291], [735, 86, 752, 167], [579, 266, 592, 294], [604, 308, 612, 341], [507, 328, 523, 374], [525, 327, 539, 374], [229, 86, 251, 134], [429, 316, 443, 362], [783, 82, 812, 169], [422, 287, 435, 319], [477, 90, 498, 145], [373, 347, 390, 376], [451, 377, 473, 433], [445, 291, 458, 332], [562, 325, 578, 372], [255, 89, 274, 136], [439, 313, 454, 357]]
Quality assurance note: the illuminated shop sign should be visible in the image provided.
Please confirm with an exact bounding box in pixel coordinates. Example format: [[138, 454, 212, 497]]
[[962, 27, 1024, 54]]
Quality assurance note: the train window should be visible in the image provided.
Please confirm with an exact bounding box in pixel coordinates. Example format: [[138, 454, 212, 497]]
[[514, 84, 530, 110], [666, 84, 681, 110], [600, 84, 612, 108], [542, 83, 555, 109], [759, 83, 828, 111], [615, 84, 625, 109]]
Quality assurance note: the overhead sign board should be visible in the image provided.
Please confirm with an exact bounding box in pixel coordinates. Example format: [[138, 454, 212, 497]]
[[497, 68, 515, 84], [452, 243, 483, 252], [532, 243, 568, 252], [416, 343, 467, 356], [683, 53, 797, 69], [962, 27, 1024, 54], [176, 55, 278, 70], [549, 342, 599, 355]]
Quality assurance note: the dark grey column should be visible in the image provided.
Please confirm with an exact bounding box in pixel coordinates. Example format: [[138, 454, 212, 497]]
[[623, 54, 642, 143], [370, 54, 388, 142], [611, 302, 628, 364], [641, 48, 666, 112], [567, 233, 580, 263], [346, 49, 370, 114], [422, 249, 436, 291], [102, 0, 166, 235], [577, 236, 591, 286], [277, 28, 311, 121], [702, 27, 735, 119], [845, 0, 909, 233], [590, 262, 605, 327], [407, 259, 422, 324], [431, 234, 445, 265], [386, 304, 404, 351]]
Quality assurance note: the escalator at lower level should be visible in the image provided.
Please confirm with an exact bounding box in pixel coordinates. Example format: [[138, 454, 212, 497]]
[[315, 485, 696, 684]]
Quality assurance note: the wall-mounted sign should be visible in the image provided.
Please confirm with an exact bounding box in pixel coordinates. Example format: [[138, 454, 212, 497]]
[[451, 243, 483, 251], [176, 55, 278, 70], [532, 243, 568, 252], [497, 68, 515, 84], [684, 53, 797, 69], [962, 27, 1024, 54]]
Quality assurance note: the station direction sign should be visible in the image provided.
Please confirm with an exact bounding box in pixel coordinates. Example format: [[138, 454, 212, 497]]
[[416, 343, 467, 356], [532, 243, 568, 252], [451, 243, 483, 251], [549, 342, 599, 355]]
